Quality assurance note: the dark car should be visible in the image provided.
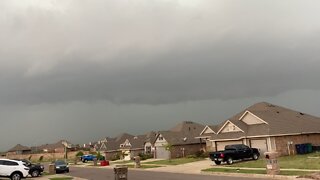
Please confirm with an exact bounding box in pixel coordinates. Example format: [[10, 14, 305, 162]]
[[209, 144, 260, 165], [54, 160, 69, 173], [14, 159, 44, 177]]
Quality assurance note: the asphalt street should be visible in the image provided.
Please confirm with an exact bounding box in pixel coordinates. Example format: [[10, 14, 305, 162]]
[[68, 166, 269, 180]]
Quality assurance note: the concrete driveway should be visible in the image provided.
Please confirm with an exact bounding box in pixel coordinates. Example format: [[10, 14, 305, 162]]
[[145, 159, 213, 174]]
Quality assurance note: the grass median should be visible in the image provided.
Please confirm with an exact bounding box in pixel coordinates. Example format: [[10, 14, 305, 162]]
[[202, 168, 312, 176]]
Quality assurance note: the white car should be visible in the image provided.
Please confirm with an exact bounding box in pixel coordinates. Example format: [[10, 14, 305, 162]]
[[0, 159, 29, 180]]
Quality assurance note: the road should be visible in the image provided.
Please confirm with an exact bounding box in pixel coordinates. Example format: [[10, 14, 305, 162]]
[[68, 167, 268, 180]]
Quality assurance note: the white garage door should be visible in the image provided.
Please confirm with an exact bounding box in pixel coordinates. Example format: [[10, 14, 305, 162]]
[[155, 146, 170, 159], [250, 139, 268, 155], [216, 140, 243, 151]]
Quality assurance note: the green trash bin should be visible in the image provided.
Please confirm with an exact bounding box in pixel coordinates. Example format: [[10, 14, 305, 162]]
[[306, 143, 312, 153]]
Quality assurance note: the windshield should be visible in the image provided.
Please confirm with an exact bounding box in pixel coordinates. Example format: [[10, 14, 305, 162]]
[[55, 161, 66, 165]]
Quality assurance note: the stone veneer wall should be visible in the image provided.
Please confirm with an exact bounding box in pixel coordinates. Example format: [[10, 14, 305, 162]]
[[275, 134, 320, 156]]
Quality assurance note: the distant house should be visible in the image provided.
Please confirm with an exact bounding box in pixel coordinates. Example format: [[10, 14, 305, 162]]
[[103, 133, 134, 160], [154, 121, 205, 159], [119, 135, 147, 160], [7, 144, 31, 155], [34, 140, 74, 153], [198, 102, 320, 156]]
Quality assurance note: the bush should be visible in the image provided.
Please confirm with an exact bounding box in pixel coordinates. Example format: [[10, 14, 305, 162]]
[[138, 153, 153, 160], [39, 156, 43, 162], [111, 153, 121, 161], [186, 155, 197, 158], [28, 155, 32, 160], [76, 151, 84, 157]]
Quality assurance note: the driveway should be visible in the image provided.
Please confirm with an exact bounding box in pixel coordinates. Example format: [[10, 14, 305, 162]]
[[145, 159, 213, 174]]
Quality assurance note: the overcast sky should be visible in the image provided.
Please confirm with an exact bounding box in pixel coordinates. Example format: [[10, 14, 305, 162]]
[[1, 0, 320, 151]]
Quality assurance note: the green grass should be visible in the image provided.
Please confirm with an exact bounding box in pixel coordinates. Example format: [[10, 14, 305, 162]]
[[49, 178, 73, 180], [227, 152, 320, 169], [144, 158, 204, 165], [125, 164, 163, 169], [202, 168, 311, 176]]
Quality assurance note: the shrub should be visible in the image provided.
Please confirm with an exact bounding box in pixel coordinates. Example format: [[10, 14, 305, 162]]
[[28, 155, 32, 160], [111, 153, 121, 161], [39, 156, 43, 162], [76, 151, 84, 157], [186, 155, 197, 158], [138, 153, 153, 160]]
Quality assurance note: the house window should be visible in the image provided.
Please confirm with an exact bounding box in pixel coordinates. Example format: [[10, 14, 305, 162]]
[[159, 136, 164, 141]]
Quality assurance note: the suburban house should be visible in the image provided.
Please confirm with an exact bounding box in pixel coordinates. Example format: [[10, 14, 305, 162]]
[[154, 121, 205, 159], [6, 144, 31, 155], [144, 131, 157, 155], [102, 132, 156, 160], [32, 140, 74, 153], [103, 133, 135, 160], [119, 135, 147, 160], [198, 102, 320, 156]]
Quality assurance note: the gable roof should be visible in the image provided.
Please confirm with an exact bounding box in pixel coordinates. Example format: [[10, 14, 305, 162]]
[[209, 102, 320, 141], [35, 140, 73, 151], [8, 144, 31, 152], [157, 121, 205, 145]]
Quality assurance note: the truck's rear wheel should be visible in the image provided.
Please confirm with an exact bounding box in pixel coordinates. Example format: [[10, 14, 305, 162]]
[[252, 153, 259, 160], [226, 157, 233, 165], [214, 161, 221, 165]]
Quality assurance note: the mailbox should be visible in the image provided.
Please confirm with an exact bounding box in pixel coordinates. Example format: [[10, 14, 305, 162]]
[[264, 152, 280, 176], [133, 156, 141, 168]]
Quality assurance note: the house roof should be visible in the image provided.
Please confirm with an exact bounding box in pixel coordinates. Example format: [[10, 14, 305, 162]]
[[8, 144, 31, 152], [36, 140, 73, 151], [209, 102, 320, 141], [158, 121, 205, 145]]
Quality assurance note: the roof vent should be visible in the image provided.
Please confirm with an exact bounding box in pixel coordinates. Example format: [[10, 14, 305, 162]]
[[276, 111, 279, 113], [183, 137, 187, 142], [134, 136, 138, 139], [299, 112, 304, 115]]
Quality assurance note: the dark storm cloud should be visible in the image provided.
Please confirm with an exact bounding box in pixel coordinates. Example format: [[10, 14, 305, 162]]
[[1, 0, 320, 151]]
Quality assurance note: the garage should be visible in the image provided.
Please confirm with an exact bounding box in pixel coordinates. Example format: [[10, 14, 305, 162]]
[[155, 146, 170, 159], [216, 140, 243, 151], [250, 139, 268, 155]]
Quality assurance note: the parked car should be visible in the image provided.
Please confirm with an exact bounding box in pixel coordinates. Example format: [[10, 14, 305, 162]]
[[209, 144, 260, 165], [54, 160, 69, 173], [0, 159, 29, 180], [80, 154, 97, 163], [14, 159, 44, 177]]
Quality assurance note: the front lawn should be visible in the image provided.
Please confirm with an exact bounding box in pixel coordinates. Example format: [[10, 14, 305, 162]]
[[227, 152, 320, 169], [202, 168, 311, 176], [144, 158, 204, 165], [125, 164, 163, 169]]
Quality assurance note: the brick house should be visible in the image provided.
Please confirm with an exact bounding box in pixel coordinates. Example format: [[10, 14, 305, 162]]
[[154, 121, 205, 159], [198, 102, 320, 156], [6, 144, 31, 155]]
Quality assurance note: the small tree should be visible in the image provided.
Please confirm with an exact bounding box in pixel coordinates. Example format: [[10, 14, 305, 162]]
[[76, 151, 84, 157], [164, 143, 173, 161]]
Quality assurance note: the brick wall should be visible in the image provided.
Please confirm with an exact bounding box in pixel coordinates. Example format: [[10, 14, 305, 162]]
[[6, 151, 89, 162], [170, 143, 204, 158], [275, 134, 320, 156]]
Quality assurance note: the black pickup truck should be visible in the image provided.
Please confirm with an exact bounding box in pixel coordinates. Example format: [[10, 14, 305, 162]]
[[209, 144, 260, 165]]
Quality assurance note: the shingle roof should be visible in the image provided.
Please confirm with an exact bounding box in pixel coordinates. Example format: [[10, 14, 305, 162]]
[[210, 102, 320, 141], [8, 144, 31, 152], [36, 140, 73, 151], [158, 121, 205, 145]]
